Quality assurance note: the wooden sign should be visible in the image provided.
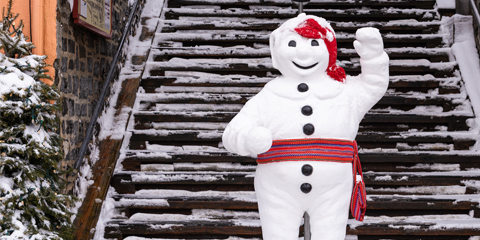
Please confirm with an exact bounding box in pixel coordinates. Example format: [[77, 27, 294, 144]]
[[72, 0, 112, 38]]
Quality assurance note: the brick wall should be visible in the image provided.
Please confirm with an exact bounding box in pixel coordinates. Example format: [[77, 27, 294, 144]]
[[55, 0, 139, 193]]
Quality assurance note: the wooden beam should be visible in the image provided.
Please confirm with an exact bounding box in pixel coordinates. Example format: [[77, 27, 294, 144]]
[[73, 139, 123, 240], [72, 77, 141, 239]]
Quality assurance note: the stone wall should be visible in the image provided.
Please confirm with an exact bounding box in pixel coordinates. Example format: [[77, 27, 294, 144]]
[[55, 0, 136, 193]]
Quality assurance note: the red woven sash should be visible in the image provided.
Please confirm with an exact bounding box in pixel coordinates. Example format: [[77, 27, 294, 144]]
[[256, 138, 367, 221], [257, 138, 355, 164]]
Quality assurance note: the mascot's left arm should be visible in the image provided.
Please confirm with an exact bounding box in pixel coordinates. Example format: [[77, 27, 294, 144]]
[[349, 27, 390, 118]]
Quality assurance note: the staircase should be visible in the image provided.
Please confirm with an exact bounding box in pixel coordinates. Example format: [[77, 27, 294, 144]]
[[102, 0, 480, 239]]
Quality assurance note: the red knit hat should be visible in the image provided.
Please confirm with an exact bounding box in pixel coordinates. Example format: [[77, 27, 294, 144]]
[[294, 19, 346, 83]]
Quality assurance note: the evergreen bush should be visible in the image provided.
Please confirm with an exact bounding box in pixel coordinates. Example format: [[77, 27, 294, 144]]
[[0, 1, 75, 239]]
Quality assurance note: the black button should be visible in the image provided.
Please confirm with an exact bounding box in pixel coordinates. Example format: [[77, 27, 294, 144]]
[[301, 183, 312, 193], [301, 106, 313, 116], [303, 124, 315, 135], [302, 164, 313, 176], [297, 83, 309, 92]]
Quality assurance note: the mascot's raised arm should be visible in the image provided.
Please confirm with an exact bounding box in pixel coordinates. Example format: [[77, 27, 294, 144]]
[[222, 13, 389, 240]]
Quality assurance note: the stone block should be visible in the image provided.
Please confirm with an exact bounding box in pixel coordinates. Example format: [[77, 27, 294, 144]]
[[69, 59, 74, 70], [62, 37, 68, 52], [68, 98, 75, 117], [100, 39, 107, 55], [73, 75, 79, 96], [80, 61, 85, 72], [94, 61, 100, 77], [77, 121, 85, 144], [61, 57, 68, 72], [74, 121, 79, 139], [62, 97, 69, 116], [60, 77, 71, 93], [87, 58, 93, 72], [70, 147, 78, 161], [81, 104, 88, 116], [90, 100, 97, 117], [100, 58, 107, 77], [80, 76, 93, 99], [68, 39, 75, 53], [66, 120, 74, 134], [93, 77, 99, 95], [76, 56, 79, 71], [79, 45, 86, 58], [75, 103, 81, 116]]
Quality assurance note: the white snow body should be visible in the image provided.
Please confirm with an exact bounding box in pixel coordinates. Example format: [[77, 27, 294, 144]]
[[222, 14, 389, 240]]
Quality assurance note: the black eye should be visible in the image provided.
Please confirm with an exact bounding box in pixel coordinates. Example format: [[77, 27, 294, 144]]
[[311, 40, 319, 46], [288, 40, 296, 47]]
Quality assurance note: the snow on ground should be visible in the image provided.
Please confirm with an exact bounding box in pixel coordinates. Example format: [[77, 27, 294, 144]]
[[447, 15, 480, 150], [436, 0, 456, 9]]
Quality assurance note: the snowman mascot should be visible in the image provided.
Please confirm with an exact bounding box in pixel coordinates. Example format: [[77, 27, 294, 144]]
[[222, 13, 389, 240]]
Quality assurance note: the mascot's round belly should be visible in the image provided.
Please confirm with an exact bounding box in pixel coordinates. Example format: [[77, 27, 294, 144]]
[[261, 91, 360, 141]]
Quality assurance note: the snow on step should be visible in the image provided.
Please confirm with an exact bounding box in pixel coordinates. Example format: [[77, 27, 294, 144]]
[[154, 30, 444, 47], [135, 92, 465, 103], [116, 170, 480, 182], [154, 31, 444, 42], [144, 57, 456, 72], [104, 219, 480, 236], [112, 192, 480, 205], [170, 0, 434, 6], [143, 74, 460, 86], [133, 110, 473, 122], [164, 7, 437, 19], [123, 237, 264, 240], [151, 47, 451, 59], [162, 19, 441, 31], [129, 129, 477, 141]]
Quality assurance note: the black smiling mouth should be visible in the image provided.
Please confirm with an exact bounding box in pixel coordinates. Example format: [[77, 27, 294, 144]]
[[293, 61, 318, 70]]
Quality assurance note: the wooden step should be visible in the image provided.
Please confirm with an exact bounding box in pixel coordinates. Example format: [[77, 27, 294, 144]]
[[164, 8, 438, 21], [161, 19, 440, 34], [154, 32, 444, 48], [151, 47, 450, 62], [110, 171, 480, 194], [167, 0, 436, 9], [133, 112, 473, 131], [139, 75, 462, 94], [104, 218, 480, 238], [122, 151, 480, 173], [112, 194, 480, 210], [111, 194, 480, 218], [120, 151, 480, 173], [135, 92, 464, 112], [128, 129, 476, 147], [112, 171, 480, 186], [145, 58, 454, 77]]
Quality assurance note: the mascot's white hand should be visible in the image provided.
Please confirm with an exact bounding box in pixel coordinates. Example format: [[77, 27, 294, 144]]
[[353, 27, 384, 61], [245, 127, 273, 156]]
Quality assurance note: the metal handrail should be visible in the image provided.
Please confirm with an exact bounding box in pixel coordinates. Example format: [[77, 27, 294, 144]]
[[73, 0, 140, 171], [470, 0, 480, 27]]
